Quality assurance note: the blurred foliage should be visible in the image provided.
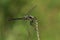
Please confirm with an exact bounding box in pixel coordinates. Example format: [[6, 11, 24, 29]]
[[0, 0, 60, 40]]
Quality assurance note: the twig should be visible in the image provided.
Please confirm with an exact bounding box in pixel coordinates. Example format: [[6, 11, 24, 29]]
[[35, 20, 40, 40]]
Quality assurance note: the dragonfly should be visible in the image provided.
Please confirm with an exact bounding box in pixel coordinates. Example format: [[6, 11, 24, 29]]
[[8, 5, 40, 40], [8, 5, 37, 26]]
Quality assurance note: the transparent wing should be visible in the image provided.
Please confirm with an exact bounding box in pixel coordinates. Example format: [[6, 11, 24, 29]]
[[24, 5, 37, 17]]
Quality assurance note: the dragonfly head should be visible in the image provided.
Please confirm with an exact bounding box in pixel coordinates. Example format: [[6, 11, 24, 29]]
[[23, 15, 35, 20]]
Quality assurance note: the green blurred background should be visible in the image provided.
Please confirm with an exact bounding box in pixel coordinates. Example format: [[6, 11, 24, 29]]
[[0, 0, 60, 40]]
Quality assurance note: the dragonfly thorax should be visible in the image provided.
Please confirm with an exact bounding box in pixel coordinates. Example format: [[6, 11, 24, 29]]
[[24, 15, 35, 20]]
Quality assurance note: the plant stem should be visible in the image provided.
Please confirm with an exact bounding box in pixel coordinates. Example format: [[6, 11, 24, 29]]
[[35, 20, 40, 40]]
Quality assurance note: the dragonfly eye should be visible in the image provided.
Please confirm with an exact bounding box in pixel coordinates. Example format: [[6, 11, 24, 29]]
[[29, 16, 32, 19]]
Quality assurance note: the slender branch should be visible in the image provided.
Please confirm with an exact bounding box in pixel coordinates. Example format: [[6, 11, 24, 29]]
[[35, 20, 40, 40]]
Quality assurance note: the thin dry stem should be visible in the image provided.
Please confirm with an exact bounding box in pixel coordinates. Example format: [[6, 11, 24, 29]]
[[35, 20, 40, 40]]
